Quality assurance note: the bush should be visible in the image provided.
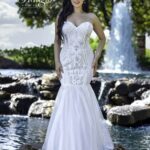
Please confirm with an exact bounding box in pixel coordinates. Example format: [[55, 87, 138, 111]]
[[0, 44, 55, 69]]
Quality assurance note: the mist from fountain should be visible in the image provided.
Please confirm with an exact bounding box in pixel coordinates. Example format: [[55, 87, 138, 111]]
[[100, 1, 141, 73]]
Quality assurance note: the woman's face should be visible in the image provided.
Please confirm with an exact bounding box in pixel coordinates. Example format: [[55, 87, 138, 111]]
[[71, 0, 84, 8]]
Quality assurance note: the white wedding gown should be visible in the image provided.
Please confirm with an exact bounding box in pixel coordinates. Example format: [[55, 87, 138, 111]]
[[42, 20, 114, 150]]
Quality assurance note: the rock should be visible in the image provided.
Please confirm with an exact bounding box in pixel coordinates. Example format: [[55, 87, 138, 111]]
[[100, 80, 116, 103], [107, 104, 150, 126], [128, 82, 141, 92], [40, 83, 60, 92], [0, 102, 11, 114], [102, 104, 114, 118], [107, 88, 132, 106], [90, 77, 101, 99], [131, 96, 150, 107], [106, 79, 150, 126], [105, 77, 150, 103], [0, 91, 10, 101], [28, 100, 55, 118], [9, 93, 37, 114], [39, 90, 57, 100], [111, 94, 129, 106], [103, 104, 114, 113], [134, 87, 147, 100], [141, 90, 150, 99], [108, 88, 117, 102], [0, 75, 18, 84], [40, 73, 61, 91], [115, 81, 129, 95], [20, 76, 42, 95], [0, 82, 28, 93], [141, 79, 150, 89]]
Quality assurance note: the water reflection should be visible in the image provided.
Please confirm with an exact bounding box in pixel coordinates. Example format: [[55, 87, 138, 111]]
[[0, 115, 48, 150], [0, 115, 150, 150], [111, 124, 150, 149]]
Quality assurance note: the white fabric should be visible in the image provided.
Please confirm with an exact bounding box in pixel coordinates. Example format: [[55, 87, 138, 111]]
[[42, 20, 114, 150]]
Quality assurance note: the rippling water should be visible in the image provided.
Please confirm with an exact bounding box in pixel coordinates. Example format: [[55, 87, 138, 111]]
[[0, 68, 150, 80], [0, 115, 48, 150], [0, 69, 52, 77], [111, 124, 150, 150], [0, 115, 150, 150]]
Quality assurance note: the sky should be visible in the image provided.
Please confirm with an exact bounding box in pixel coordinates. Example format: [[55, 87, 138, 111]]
[[0, 0, 55, 50], [0, 0, 149, 50]]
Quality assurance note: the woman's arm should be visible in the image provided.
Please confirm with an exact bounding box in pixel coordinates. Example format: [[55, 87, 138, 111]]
[[54, 11, 63, 79], [91, 13, 106, 75], [92, 13, 106, 61], [54, 13, 61, 66]]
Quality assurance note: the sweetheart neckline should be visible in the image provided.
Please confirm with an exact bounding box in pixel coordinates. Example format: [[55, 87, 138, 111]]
[[65, 20, 93, 29]]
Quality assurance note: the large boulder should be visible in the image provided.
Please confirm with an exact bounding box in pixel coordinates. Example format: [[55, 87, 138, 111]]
[[40, 73, 61, 91], [106, 78, 150, 105], [115, 81, 129, 96], [103, 78, 150, 127], [0, 75, 18, 84], [0, 102, 11, 114], [107, 101, 150, 126], [9, 93, 37, 114], [28, 100, 55, 118], [0, 91, 10, 101], [0, 82, 28, 93], [141, 90, 150, 99], [131, 96, 150, 107]]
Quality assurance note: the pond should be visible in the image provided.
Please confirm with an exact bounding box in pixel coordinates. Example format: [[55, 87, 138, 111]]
[[0, 115, 150, 150], [0, 68, 150, 80]]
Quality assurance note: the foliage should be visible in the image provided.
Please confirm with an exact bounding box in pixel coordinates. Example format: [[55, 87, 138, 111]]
[[90, 37, 99, 51], [145, 49, 150, 58], [15, 0, 150, 35], [138, 49, 150, 69], [89, 37, 106, 65], [0, 45, 55, 69], [15, 0, 61, 28], [132, 0, 150, 35]]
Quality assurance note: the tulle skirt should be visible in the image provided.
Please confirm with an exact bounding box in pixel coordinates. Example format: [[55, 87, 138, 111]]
[[42, 83, 114, 150]]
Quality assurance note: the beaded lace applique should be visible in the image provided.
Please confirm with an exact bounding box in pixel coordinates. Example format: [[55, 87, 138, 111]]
[[60, 21, 94, 85]]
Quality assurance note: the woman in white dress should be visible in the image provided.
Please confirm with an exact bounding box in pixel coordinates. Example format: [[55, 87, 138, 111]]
[[42, 0, 114, 149]]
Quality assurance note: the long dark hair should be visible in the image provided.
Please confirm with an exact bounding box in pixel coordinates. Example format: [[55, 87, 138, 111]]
[[57, 0, 89, 42]]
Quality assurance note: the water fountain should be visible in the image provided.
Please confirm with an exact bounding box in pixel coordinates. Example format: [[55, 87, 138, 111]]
[[100, 0, 141, 73]]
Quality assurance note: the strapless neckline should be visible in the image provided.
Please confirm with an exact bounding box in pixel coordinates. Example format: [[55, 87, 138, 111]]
[[65, 20, 93, 29]]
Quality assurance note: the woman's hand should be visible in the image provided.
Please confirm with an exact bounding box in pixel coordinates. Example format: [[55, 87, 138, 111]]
[[55, 61, 64, 80], [92, 58, 98, 76]]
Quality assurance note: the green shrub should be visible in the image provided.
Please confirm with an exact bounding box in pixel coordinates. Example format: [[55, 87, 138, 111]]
[[0, 44, 55, 69]]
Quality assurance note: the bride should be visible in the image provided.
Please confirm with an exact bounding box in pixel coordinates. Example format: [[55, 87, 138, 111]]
[[42, 0, 114, 149]]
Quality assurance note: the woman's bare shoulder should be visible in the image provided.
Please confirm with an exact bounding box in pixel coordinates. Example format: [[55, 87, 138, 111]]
[[87, 12, 99, 22]]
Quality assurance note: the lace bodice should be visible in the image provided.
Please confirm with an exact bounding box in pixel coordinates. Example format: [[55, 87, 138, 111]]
[[60, 21, 94, 85]]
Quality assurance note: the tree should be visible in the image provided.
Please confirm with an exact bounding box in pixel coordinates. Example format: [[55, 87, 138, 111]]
[[16, 0, 150, 57], [16, 0, 149, 34]]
